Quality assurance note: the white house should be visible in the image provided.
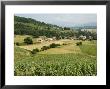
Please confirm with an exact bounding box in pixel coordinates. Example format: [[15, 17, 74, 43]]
[[37, 38, 44, 43], [79, 35, 86, 40]]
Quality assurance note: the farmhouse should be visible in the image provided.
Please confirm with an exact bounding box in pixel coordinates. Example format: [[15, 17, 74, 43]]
[[39, 36, 47, 40], [37, 38, 44, 43], [47, 38, 53, 41], [52, 37, 56, 40], [69, 37, 74, 40], [79, 35, 86, 40], [81, 29, 97, 33]]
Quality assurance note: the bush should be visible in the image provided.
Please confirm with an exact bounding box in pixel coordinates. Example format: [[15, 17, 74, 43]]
[[24, 37, 33, 44], [62, 43, 67, 45], [76, 42, 82, 46], [50, 43, 60, 48], [16, 42, 20, 46], [41, 46, 50, 51], [56, 44, 60, 46], [31, 48, 39, 54], [15, 42, 26, 46]]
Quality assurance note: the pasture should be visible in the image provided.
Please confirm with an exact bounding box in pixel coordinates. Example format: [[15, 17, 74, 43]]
[[14, 35, 97, 76]]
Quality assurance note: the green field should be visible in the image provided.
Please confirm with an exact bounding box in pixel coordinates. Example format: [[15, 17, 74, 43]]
[[14, 35, 97, 76]]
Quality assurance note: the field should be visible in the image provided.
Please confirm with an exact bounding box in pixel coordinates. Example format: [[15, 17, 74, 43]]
[[14, 35, 97, 76]]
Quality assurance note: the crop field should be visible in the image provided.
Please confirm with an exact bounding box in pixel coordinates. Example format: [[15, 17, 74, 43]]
[[14, 35, 97, 76]]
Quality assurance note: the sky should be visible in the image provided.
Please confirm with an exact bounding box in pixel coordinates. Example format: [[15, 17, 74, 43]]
[[15, 14, 97, 27]]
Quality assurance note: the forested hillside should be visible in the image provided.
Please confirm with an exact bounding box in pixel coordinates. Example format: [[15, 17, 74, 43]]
[[14, 16, 75, 39], [14, 16, 97, 40]]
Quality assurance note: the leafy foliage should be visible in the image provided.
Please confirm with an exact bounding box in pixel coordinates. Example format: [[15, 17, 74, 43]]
[[76, 42, 82, 46], [41, 46, 50, 51], [14, 52, 97, 76], [24, 37, 33, 44], [16, 42, 20, 46], [31, 48, 39, 54], [49, 43, 60, 48]]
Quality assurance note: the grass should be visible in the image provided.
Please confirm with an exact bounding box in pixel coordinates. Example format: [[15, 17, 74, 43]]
[[39, 43, 81, 54], [79, 44, 97, 56], [14, 47, 31, 62]]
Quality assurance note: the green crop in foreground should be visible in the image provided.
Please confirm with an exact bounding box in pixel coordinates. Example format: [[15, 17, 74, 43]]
[[79, 44, 97, 56], [14, 52, 96, 76], [14, 40, 97, 76]]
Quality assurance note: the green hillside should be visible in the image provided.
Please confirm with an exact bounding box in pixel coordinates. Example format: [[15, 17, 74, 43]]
[[14, 16, 97, 40]]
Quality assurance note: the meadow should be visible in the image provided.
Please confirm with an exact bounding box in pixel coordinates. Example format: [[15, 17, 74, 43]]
[[14, 35, 97, 76]]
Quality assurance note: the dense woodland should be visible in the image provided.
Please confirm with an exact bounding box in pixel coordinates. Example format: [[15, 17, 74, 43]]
[[14, 16, 97, 40]]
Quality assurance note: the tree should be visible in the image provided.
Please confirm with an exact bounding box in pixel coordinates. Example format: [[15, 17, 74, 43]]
[[76, 42, 82, 46], [31, 48, 39, 54], [16, 42, 20, 46], [41, 46, 50, 51], [50, 43, 60, 48], [64, 27, 70, 30], [24, 37, 33, 44]]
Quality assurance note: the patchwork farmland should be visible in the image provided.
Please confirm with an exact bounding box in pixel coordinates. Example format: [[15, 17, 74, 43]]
[[14, 15, 97, 76]]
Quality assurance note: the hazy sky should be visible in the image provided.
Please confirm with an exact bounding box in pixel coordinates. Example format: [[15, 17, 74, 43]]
[[15, 14, 97, 27]]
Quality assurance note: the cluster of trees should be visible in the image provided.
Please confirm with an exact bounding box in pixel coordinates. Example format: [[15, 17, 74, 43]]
[[24, 37, 33, 44], [14, 16, 75, 39], [75, 30, 97, 40], [14, 16, 97, 40], [76, 42, 82, 46], [31, 48, 39, 54], [15, 37, 33, 46], [31, 43, 61, 54], [14, 16, 38, 25]]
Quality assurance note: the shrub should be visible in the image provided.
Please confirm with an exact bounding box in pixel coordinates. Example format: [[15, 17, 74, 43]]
[[56, 44, 60, 46], [62, 43, 67, 45], [41, 46, 50, 51], [24, 37, 33, 44], [76, 42, 82, 46], [50, 43, 60, 48], [31, 48, 39, 54], [16, 42, 20, 46]]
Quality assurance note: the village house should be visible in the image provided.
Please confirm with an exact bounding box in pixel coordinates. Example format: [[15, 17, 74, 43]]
[[79, 35, 86, 40], [52, 37, 56, 40], [69, 37, 74, 40], [47, 38, 53, 41], [36, 36, 47, 43], [36, 38, 44, 43]]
